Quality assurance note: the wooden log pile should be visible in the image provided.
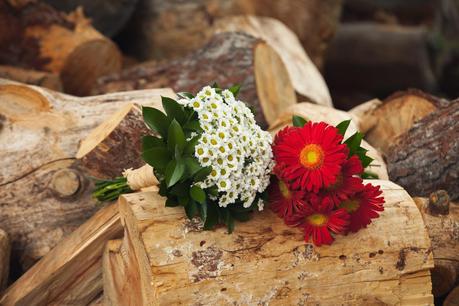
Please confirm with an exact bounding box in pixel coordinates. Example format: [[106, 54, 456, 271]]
[[0, 0, 459, 305]]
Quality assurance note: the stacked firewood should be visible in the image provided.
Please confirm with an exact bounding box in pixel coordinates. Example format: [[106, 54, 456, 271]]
[[0, 0, 458, 305]]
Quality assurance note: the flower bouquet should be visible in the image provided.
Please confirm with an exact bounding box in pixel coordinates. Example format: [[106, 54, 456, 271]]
[[93, 85, 273, 232]]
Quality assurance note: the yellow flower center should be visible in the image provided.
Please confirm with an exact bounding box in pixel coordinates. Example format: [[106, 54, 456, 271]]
[[307, 214, 328, 226], [278, 180, 291, 199], [339, 199, 360, 213], [299, 144, 324, 169]]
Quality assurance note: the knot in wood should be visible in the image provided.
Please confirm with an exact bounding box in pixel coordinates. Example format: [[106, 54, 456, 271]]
[[50, 169, 81, 198], [428, 190, 450, 215]]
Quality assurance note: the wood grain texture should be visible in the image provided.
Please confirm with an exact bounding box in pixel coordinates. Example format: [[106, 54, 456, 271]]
[[0, 228, 10, 292], [0, 80, 175, 268], [106, 180, 434, 305], [0, 65, 62, 91], [0, 203, 122, 306], [95, 32, 296, 129]]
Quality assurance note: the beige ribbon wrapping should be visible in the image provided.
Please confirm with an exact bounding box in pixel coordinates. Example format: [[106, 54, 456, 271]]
[[123, 164, 159, 190]]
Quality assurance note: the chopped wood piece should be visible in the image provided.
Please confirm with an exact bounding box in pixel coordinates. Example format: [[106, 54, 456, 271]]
[[105, 180, 433, 305], [0, 80, 175, 268], [269, 102, 389, 180], [387, 101, 459, 200], [0, 65, 62, 91], [0, 228, 10, 292], [414, 197, 459, 297], [445, 285, 459, 306], [428, 190, 450, 216], [0, 1, 122, 95], [0, 203, 122, 306], [94, 32, 297, 128]]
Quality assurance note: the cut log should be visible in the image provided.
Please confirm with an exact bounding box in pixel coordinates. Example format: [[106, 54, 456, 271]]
[[268, 102, 389, 180], [0, 203, 122, 306], [324, 23, 437, 110], [414, 195, 459, 297], [0, 228, 10, 292], [387, 101, 459, 200], [42, 0, 138, 37], [95, 32, 297, 129], [0, 1, 122, 95], [0, 65, 62, 91], [213, 15, 332, 107], [76, 103, 150, 179], [0, 80, 175, 268], [445, 286, 459, 306], [119, 0, 341, 68], [105, 180, 433, 305], [350, 90, 449, 154]]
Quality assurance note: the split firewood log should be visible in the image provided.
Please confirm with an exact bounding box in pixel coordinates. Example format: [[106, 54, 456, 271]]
[[0, 228, 10, 292], [104, 180, 434, 305], [269, 102, 389, 180], [414, 193, 459, 297], [0, 0, 122, 95], [387, 101, 459, 200], [0, 65, 62, 91], [324, 24, 437, 109], [94, 32, 297, 129], [0, 80, 175, 268], [213, 15, 332, 107], [445, 286, 459, 306], [0, 203, 122, 306], [349, 90, 449, 155], [120, 0, 341, 68]]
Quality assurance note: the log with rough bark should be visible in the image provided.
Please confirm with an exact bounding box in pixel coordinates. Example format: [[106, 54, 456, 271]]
[[0, 80, 175, 268], [0, 65, 62, 91], [119, 0, 341, 68], [104, 180, 434, 305], [387, 100, 459, 200], [212, 15, 332, 107], [324, 23, 437, 109], [95, 32, 297, 129], [0, 228, 10, 292], [0, 203, 122, 306], [414, 194, 459, 297], [349, 90, 449, 154], [268, 102, 389, 180], [0, 0, 122, 95], [445, 285, 459, 306]]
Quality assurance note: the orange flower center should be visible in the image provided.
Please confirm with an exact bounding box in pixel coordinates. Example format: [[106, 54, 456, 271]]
[[299, 144, 324, 169], [278, 180, 291, 199], [339, 199, 360, 213], [307, 213, 328, 226]]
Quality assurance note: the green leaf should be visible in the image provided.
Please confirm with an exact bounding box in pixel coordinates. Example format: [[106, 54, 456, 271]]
[[207, 185, 218, 197], [336, 120, 351, 136], [193, 166, 212, 182], [183, 120, 202, 133], [229, 84, 241, 97], [185, 200, 198, 219], [177, 92, 194, 99], [199, 200, 208, 223], [165, 159, 185, 187], [203, 202, 219, 230], [162, 96, 186, 123], [165, 198, 179, 207], [190, 185, 206, 204], [184, 136, 200, 156], [142, 147, 171, 170], [230, 211, 251, 222], [361, 171, 379, 179], [170, 182, 189, 197], [142, 135, 164, 151], [226, 213, 235, 234], [344, 132, 364, 155], [185, 157, 202, 177], [178, 195, 189, 207], [360, 154, 374, 168], [142, 106, 170, 138], [292, 115, 307, 127], [167, 119, 186, 154]]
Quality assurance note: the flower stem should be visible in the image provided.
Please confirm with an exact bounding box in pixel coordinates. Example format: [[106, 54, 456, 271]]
[[92, 177, 133, 202]]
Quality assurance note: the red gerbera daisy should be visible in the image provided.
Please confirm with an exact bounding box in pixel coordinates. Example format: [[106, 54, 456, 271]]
[[320, 155, 364, 205], [273, 122, 348, 193], [268, 176, 307, 219], [285, 195, 349, 246], [337, 183, 385, 233]]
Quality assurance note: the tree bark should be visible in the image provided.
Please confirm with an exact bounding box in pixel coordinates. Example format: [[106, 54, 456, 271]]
[[104, 180, 433, 305], [0, 203, 122, 306], [349, 89, 449, 155], [445, 285, 459, 306], [414, 196, 459, 297], [0, 65, 62, 91], [268, 102, 389, 180], [94, 32, 297, 129], [0, 228, 10, 292], [118, 0, 341, 69], [387, 101, 459, 200], [0, 0, 122, 95], [0, 80, 174, 269]]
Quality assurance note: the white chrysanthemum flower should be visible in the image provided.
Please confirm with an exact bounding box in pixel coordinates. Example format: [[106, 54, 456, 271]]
[[257, 199, 264, 211]]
